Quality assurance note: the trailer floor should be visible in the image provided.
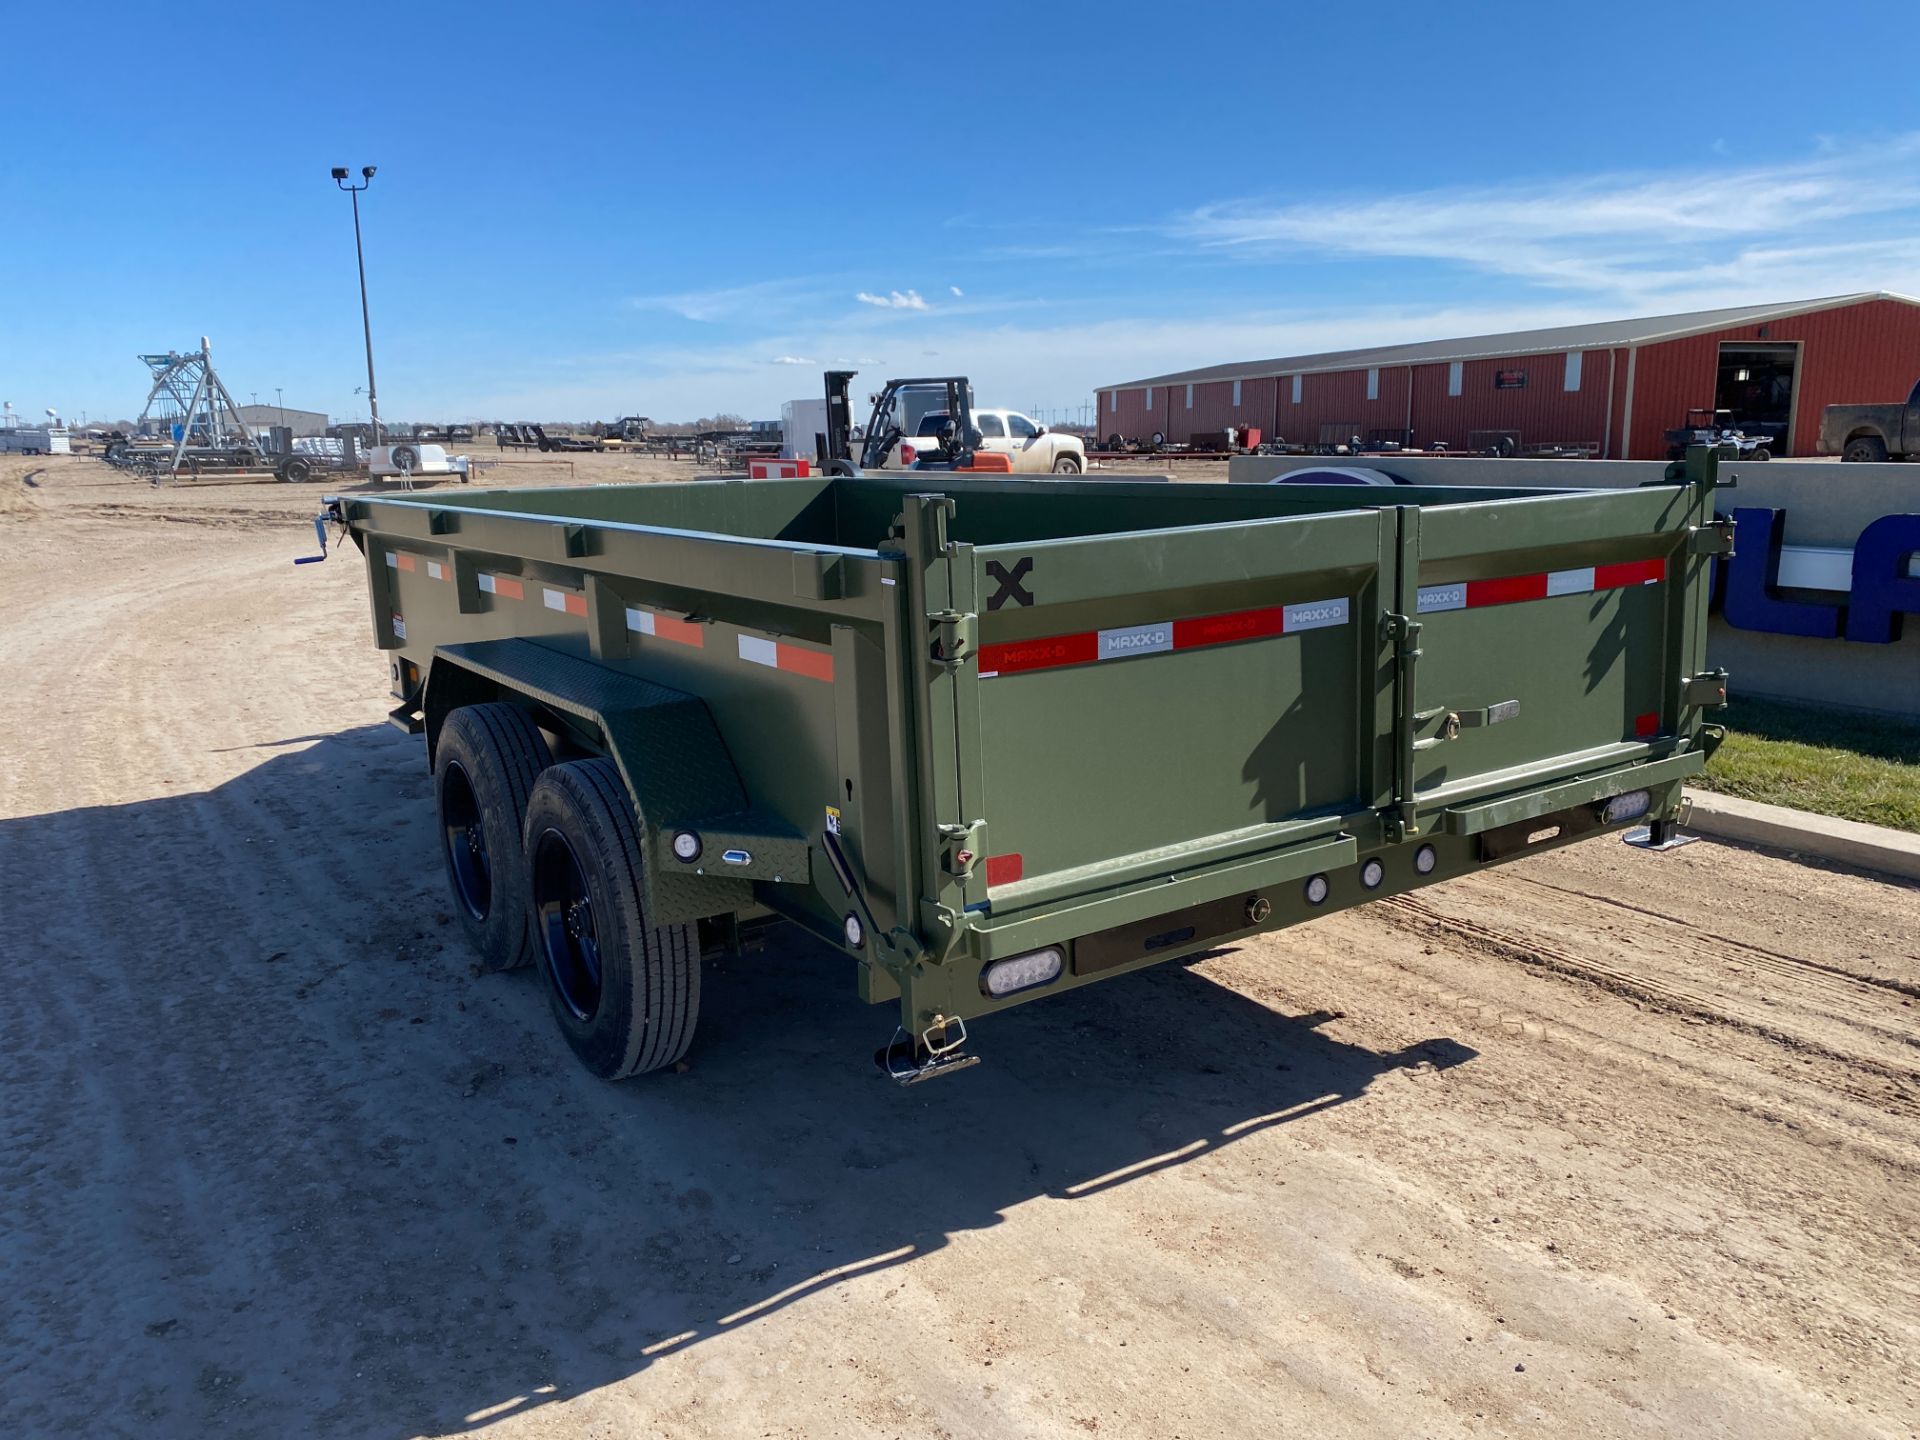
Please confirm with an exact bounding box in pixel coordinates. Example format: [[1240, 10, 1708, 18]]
[[4, 458, 1918, 1440]]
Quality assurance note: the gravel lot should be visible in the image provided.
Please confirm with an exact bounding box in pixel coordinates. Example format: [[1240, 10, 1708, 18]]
[[3, 454, 1917, 1439]]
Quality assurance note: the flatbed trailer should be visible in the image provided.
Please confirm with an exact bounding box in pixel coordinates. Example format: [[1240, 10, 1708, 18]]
[[319, 451, 1731, 1081]]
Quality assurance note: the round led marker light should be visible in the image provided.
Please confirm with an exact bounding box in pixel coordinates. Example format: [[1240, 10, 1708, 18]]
[[981, 947, 1064, 998], [1602, 789, 1653, 825], [671, 831, 702, 863], [843, 913, 865, 949], [1304, 874, 1331, 906], [1360, 858, 1386, 890], [1414, 844, 1438, 875]]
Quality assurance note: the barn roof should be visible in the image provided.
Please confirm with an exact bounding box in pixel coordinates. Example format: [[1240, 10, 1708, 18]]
[[1102, 292, 1920, 390]]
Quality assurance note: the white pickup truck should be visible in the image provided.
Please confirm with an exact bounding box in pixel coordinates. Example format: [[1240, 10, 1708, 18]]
[[889, 408, 1086, 474]]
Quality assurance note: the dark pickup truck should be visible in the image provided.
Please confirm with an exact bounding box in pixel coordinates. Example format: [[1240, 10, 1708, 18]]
[[1818, 378, 1920, 461]]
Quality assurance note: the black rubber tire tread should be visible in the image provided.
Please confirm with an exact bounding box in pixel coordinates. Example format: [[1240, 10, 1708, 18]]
[[435, 703, 554, 972], [523, 758, 698, 1079], [1051, 455, 1082, 473]]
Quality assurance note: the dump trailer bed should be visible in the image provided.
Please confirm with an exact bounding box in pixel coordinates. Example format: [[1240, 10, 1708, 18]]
[[323, 456, 1729, 1080]]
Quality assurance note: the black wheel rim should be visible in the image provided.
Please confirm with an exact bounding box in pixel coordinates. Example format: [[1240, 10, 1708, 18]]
[[440, 760, 492, 920], [532, 828, 601, 1021]]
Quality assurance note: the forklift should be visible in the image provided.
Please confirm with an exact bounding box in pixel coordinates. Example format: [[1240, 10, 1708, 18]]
[[821, 370, 993, 474]]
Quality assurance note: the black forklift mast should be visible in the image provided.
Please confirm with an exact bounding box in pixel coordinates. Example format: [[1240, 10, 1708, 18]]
[[823, 370, 857, 469], [821, 370, 978, 473]]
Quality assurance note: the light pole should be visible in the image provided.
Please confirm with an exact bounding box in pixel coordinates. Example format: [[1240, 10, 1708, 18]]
[[275, 387, 284, 430], [331, 165, 381, 448]]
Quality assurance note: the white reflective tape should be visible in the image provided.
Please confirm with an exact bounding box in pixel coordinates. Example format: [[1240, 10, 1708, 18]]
[[543, 588, 568, 612], [1417, 584, 1466, 613], [1547, 567, 1595, 596], [738, 634, 780, 668], [625, 607, 654, 634], [384, 551, 398, 568], [426, 560, 445, 580], [478, 573, 497, 594], [1098, 621, 1173, 660], [1283, 597, 1350, 631]]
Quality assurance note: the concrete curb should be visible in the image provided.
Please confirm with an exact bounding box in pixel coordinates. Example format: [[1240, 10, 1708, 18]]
[[1682, 788, 1920, 883]]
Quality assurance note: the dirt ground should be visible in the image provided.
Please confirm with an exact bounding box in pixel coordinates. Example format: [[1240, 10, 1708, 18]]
[[3, 453, 1917, 1440]]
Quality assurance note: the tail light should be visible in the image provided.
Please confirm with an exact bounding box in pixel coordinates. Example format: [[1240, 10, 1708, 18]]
[[981, 947, 1064, 997], [900, 443, 918, 465]]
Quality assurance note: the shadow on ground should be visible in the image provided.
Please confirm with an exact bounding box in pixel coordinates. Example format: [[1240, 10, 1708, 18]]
[[0, 726, 1472, 1438]]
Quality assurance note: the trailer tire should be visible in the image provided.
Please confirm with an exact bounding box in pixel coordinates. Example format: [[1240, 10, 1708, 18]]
[[391, 444, 419, 473], [523, 758, 699, 1080], [434, 703, 554, 973], [278, 456, 314, 483]]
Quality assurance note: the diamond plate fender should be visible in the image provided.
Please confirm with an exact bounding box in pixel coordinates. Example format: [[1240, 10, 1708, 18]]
[[423, 639, 807, 925]]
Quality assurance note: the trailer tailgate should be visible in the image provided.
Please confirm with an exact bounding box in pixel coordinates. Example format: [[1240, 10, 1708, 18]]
[[1403, 485, 1700, 811], [964, 506, 1394, 911]]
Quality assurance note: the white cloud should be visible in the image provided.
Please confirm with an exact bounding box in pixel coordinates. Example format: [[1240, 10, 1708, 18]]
[[1172, 134, 1920, 308], [630, 276, 823, 323], [949, 285, 964, 297], [855, 289, 929, 311], [770, 355, 813, 365]]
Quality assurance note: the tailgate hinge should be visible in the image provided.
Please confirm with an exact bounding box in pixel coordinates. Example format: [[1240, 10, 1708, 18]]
[[936, 819, 986, 878], [1682, 668, 1729, 709], [1687, 518, 1735, 556], [928, 609, 975, 667]]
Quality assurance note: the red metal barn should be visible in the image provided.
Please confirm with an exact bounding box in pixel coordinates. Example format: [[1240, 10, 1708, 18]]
[[1095, 293, 1920, 459]]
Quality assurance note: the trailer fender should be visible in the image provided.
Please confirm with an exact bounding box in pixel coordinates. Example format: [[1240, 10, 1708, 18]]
[[423, 639, 809, 925]]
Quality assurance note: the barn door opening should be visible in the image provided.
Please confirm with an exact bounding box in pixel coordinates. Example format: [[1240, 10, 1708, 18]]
[[1715, 342, 1798, 454]]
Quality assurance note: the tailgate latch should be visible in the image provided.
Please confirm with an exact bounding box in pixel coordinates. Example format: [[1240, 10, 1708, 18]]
[[1414, 698, 1519, 749]]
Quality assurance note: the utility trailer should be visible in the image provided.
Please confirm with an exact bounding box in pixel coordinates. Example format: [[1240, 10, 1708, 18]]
[[317, 452, 1732, 1082]]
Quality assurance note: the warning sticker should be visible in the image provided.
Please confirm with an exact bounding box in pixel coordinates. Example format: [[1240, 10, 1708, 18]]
[[391, 613, 406, 640], [824, 805, 842, 835]]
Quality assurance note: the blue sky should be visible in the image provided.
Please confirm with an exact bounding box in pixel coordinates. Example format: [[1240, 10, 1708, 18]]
[[6, 0, 1918, 427]]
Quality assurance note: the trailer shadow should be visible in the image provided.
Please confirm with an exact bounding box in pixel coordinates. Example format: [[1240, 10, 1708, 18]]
[[0, 725, 1474, 1438]]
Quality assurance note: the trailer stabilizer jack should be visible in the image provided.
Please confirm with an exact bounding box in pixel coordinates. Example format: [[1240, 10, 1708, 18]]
[[1623, 818, 1700, 851]]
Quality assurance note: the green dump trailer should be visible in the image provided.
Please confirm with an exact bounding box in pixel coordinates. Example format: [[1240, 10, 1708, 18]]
[[318, 453, 1731, 1081]]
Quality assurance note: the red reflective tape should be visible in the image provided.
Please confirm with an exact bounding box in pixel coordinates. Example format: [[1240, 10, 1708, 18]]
[[776, 643, 834, 682], [984, 853, 1024, 887], [978, 632, 1098, 675], [1466, 573, 1548, 608], [490, 575, 524, 601], [394, 552, 417, 572], [652, 614, 704, 647], [1173, 605, 1285, 649], [1634, 711, 1661, 737], [1595, 557, 1667, 590], [748, 458, 812, 479], [564, 592, 587, 617]]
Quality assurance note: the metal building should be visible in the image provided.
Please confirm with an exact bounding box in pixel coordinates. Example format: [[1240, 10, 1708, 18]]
[[235, 403, 330, 437], [1095, 292, 1920, 459]]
